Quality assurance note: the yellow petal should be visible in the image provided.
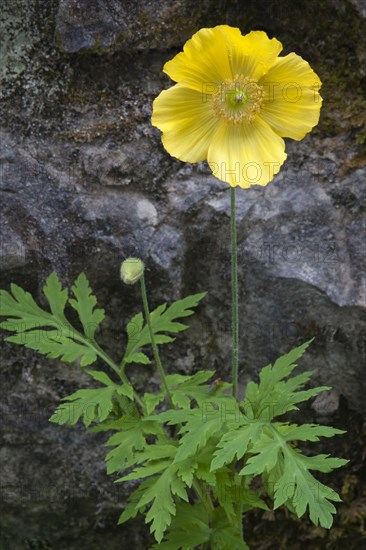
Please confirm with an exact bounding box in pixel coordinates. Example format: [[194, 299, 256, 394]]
[[230, 30, 283, 80], [163, 25, 242, 93], [151, 84, 219, 163], [207, 118, 287, 188], [259, 52, 322, 140]]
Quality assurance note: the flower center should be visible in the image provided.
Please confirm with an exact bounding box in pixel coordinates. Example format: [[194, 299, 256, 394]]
[[212, 75, 264, 124]]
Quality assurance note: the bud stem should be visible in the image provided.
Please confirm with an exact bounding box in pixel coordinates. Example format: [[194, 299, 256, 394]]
[[231, 186, 239, 399], [140, 273, 174, 407]]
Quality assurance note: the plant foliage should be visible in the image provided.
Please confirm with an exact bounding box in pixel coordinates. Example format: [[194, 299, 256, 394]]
[[0, 273, 348, 549]]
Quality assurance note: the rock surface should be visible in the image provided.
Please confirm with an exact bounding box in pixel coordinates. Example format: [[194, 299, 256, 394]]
[[1, 0, 365, 548]]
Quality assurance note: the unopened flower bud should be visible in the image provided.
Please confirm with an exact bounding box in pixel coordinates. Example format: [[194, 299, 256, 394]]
[[120, 258, 144, 285]]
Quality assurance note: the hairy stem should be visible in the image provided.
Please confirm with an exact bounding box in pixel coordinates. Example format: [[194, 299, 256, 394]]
[[140, 273, 174, 407], [193, 480, 214, 550], [238, 502, 243, 536], [231, 186, 239, 399], [192, 478, 214, 513], [93, 341, 145, 411], [72, 330, 145, 412], [231, 188, 245, 541]]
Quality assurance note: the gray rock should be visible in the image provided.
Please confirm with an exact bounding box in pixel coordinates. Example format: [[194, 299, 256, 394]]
[[55, 0, 211, 53], [350, 0, 366, 17], [311, 389, 340, 417]]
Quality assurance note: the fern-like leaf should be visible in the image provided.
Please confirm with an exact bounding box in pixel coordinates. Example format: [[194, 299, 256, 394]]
[[122, 293, 206, 366], [151, 503, 210, 549], [243, 340, 329, 420], [240, 424, 348, 528], [69, 273, 105, 339], [0, 272, 106, 366], [119, 458, 189, 543]]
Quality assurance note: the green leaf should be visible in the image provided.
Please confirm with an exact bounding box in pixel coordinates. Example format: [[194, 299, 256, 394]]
[[105, 424, 148, 474], [296, 452, 349, 473], [143, 391, 165, 415], [122, 293, 206, 366], [152, 504, 245, 550], [208, 342, 349, 530], [212, 526, 249, 550], [119, 445, 178, 482], [89, 404, 139, 433], [43, 272, 68, 319], [239, 432, 282, 476], [1, 281, 57, 332], [195, 440, 217, 485], [151, 398, 238, 464], [212, 509, 249, 550], [69, 273, 105, 339], [117, 384, 135, 400], [213, 470, 236, 520], [167, 371, 230, 408], [50, 385, 118, 427], [85, 369, 115, 386], [151, 293, 207, 332], [124, 462, 189, 543], [127, 312, 144, 341], [145, 371, 227, 412], [271, 454, 345, 528], [211, 420, 265, 471], [118, 478, 154, 525], [242, 339, 329, 421], [151, 503, 210, 549], [6, 330, 97, 366], [0, 273, 103, 367], [276, 422, 346, 443], [116, 441, 197, 543], [104, 416, 165, 474], [240, 424, 348, 528], [143, 466, 189, 543], [175, 457, 197, 487], [239, 486, 269, 513], [125, 352, 150, 365]]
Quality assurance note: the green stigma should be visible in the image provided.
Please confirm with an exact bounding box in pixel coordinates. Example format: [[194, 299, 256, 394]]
[[228, 91, 248, 107], [212, 75, 264, 125]]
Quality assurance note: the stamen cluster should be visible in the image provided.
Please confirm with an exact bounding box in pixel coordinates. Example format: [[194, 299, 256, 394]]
[[212, 75, 264, 124]]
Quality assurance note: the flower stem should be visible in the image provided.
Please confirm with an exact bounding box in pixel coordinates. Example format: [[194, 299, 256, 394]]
[[238, 502, 243, 536], [140, 273, 174, 407], [192, 479, 214, 514], [231, 189, 245, 540], [91, 341, 146, 412], [230, 187, 239, 400]]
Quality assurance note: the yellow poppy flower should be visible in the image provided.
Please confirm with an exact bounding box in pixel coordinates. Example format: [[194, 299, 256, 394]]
[[152, 26, 322, 188]]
